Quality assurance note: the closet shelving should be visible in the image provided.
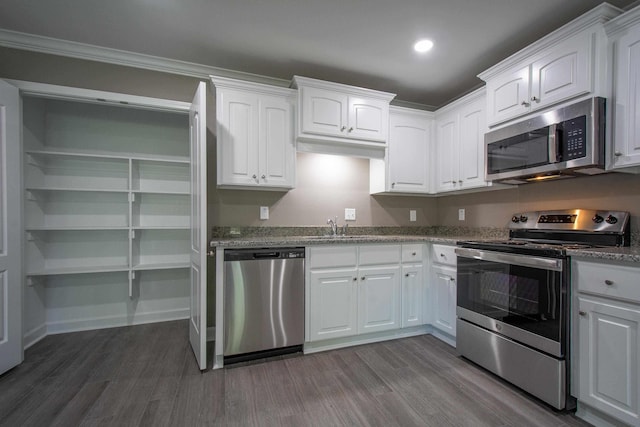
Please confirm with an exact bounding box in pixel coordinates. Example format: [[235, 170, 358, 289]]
[[21, 91, 192, 339]]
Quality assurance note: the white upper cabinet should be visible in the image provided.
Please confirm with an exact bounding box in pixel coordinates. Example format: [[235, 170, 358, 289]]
[[292, 76, 395, 157], [480, 4, 621, 127], [370, 106, 432, 194], [434, 88, 489, 193], [606, 6, 640, 171], [212, 76, 296, 190]]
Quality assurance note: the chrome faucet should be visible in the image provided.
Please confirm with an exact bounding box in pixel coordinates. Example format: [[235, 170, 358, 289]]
[[327, 217, 338, 236], [327, 217, 348, 237]]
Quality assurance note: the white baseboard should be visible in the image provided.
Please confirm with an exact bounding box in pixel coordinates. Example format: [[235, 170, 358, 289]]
[[23, 323, 47, 350], [45, 308, 190, 336], [303, 326, 430, 355]]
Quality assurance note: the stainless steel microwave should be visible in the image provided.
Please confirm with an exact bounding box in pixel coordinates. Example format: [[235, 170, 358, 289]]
[[485, 97, 605, 184]]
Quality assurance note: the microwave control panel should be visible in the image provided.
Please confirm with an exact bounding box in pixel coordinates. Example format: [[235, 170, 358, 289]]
[[562, 115, 586, 160]]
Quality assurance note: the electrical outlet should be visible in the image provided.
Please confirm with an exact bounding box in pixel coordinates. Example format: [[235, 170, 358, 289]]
[[260, 206, 269, 220], [409, 210, 417, 222], [345, 208, 356, 221], [458, 208, 465, 221]]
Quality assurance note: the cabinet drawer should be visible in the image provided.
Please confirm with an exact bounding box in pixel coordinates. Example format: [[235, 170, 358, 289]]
[[359, 244, 401, 266], [402, 244, 424, 263], [309, 246, 357, 269], [431, 244, 457, 266], [573, 260, 640, 303]]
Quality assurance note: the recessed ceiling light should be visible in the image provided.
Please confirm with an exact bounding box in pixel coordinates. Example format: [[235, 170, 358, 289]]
[[414, 39, 434, 53]]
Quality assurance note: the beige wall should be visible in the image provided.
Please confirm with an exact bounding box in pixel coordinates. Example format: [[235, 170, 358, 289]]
[[2, 47, 639, 233], [437, 172, 640, 232], [211, 152, 439, 226]]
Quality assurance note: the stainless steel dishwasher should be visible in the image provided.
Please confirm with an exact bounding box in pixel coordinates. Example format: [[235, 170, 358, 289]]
[[223, 247, 305, 363]]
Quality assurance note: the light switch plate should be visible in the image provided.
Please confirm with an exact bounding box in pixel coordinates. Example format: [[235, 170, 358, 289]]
[[345, 208, 356, 221], [409, 210, 417, 222], [458, 208, 465, 221], [260, 206, 269, 220]]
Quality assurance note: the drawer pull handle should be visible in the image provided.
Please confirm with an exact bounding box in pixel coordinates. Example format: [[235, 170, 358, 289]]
[[579, 311, 587, 317], [604, 279, 614, 286]]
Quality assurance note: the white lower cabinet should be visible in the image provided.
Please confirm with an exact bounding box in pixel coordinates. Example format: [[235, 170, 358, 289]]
[[307, 243, 424, 345], [430, 244, 457, 339], [308, 269, 358, 341], [573, 259, 640, 427], [431, 265, 457, 337], [358, 265, 401, 334], [577, 296, 640, 426]]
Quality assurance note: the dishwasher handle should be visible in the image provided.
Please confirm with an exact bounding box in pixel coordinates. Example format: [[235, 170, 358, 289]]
[[224, 247, 305, 261], [253, 252, 280, 259]]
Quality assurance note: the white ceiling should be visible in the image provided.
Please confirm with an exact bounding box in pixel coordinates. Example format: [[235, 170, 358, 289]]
[[0, 0, 637, 109]]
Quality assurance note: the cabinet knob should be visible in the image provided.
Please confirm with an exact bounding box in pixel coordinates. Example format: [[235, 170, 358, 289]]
[[405, 273, 410, 277], [458, 180, 463, 183], [440, 253, 445, 257], [531, 96, 539, 102], [261, 174, 266, 179], [614, 152, 623, 157], [341, 126, 346, 131], [579, 311, 587, 317], [391, 182, 395, 187], [353, 277, 358, 281], [450, 277, 455, 282], [521, 101, 530, 107], [412, 252, 417, 256], [252, 174, 257, 179], [604, 279, 614, 286], [348, 127, 354, 132], [361, 277, 365, 281]]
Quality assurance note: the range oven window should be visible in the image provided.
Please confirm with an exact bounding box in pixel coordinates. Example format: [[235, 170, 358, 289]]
[[457, 255, 564, 343]]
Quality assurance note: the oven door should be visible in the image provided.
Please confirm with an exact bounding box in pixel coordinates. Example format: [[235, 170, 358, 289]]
[[455, 247, 567, 358]]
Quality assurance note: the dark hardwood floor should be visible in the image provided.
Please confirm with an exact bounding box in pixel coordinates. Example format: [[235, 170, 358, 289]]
[[0, 321, 591, 427]]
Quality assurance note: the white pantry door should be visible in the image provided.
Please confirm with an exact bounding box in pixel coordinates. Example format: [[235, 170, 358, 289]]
[[0, 80, 23, 375], [189, 82, 208, 370]]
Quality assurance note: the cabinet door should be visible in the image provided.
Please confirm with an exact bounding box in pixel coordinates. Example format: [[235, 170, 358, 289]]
[[258, 95, 295, 188], [358, 265, 401, 334], [189, 82, 208, 370], [300, 86, 348, 138], [0, 80, 23, 375], [217, 89, 259, 186], [578, 297, 640, 426], [388, 111, 430, 193], [612, 25, 640, 169], [435, 112, 458, 192], [402, 264, 424, 328], [458, 97, 487, 189], [531, 32, 591, 111], [308, 269, 358, 342], [431, 265, 457, 337], [348, 96, 388, 142], [486, 65, 530, 126]]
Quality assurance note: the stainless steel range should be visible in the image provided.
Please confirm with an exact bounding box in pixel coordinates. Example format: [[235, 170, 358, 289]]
[[455, 209, 630, 410]]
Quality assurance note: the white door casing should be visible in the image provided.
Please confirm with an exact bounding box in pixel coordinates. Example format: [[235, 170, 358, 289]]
[[189, 82, 208, 370], [0, 80, 23, 375]]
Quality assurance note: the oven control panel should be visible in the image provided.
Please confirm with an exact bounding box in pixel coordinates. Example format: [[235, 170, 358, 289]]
[[538, 214, 577, 224], [509, 209, 630, 234]]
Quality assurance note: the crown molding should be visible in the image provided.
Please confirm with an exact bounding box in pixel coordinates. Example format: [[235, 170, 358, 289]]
[[0, 29, 291, 88]]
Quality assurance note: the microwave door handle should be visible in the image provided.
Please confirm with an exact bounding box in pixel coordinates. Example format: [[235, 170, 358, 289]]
[[548, 124, 559, 163]]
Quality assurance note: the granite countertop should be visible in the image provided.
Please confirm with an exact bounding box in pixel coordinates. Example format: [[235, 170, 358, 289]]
[[210, 231, 640, 264], [567, 246, 640, 264], [209, 234, 468, 248]]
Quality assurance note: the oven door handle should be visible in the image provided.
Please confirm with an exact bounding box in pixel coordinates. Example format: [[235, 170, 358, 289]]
[[454, 247, 564, 272]]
